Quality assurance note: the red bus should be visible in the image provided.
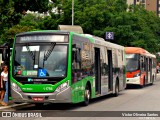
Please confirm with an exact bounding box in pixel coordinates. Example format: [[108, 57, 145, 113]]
[[125, 47, 156, 87]]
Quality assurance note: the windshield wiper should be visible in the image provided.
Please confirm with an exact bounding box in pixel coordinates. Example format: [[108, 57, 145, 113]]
[[26, 43, 36, 65], [43, 42, 56, 67]]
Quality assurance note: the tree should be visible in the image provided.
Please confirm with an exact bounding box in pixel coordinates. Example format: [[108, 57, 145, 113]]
[[0, 0, 22, 44], [1, 13, 43, 44], [1, 0, 160, 53], [13, 0, 51, 14], [38, 0, 160, 53], [0, 0, 51, 45]]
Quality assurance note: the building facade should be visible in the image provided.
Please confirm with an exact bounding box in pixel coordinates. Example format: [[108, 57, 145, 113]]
[[127, 0, 134, 5], [157, 0, 160, 16], [127, 0, 160, 16]]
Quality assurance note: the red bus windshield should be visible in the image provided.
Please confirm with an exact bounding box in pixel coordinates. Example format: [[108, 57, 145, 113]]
[[126, 54, 140, 72]]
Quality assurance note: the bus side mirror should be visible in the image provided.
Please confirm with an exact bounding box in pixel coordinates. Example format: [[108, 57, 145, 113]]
[[2, 48, 7, 61]]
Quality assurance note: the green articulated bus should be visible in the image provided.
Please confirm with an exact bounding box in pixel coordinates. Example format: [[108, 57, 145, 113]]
[[10, 31, 126, 106]]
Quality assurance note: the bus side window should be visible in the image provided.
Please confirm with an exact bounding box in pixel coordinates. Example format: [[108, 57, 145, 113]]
[[140, 56, 143, 71], [72, 45, 82, 83], [72, 46, 81, 69], [72, 35, 93, 83], [142, 62, 145, 72]]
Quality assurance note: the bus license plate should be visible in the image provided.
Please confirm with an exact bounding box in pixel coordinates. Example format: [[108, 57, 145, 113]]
[[32, 97, 44, 102]]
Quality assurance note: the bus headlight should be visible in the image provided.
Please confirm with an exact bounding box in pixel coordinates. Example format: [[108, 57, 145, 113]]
[[12, 82, 21, 92], [55, 81, 69, 93], [134, 73, 140, 77]]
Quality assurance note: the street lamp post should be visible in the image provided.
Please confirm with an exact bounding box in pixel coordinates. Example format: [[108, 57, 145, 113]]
[[72, 0, 74, 26]]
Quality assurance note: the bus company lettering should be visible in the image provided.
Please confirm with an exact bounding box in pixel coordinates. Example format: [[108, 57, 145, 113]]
[[22, 88, 33, 91], [75, 86, 85, 91]]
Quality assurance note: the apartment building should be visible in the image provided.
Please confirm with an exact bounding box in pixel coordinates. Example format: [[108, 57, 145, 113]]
[[157, 0, 160, 16], [127, 0, 160, 16], [127, 0, 134, 5]]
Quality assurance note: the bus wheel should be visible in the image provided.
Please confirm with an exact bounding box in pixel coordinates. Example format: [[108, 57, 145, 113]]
[[151, 76, 154, 85], [83, 85, 91, 106], [140, 78, 145, 88], [114, 81, 119, 97]]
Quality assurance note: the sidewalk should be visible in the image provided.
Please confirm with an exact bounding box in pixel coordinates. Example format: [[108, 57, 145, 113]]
[[0, 100, 28, 110]]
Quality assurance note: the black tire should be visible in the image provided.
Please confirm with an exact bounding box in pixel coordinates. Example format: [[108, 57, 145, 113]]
[[83, 85, 91, 106], [151, 76, 154, 85], [114, 81, 119, 97]]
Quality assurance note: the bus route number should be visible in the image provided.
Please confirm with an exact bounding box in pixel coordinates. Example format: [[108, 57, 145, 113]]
[[43, 87, 53, 91]]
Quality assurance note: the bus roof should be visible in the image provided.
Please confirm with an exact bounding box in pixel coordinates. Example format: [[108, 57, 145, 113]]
[[16, 30, 70, 37], [125, 47, 156, 58], [125, 47, 147, 54], [83, 34, 124, 50]]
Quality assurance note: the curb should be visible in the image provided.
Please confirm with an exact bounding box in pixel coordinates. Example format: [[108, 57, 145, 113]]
[[0, 103, 29, 110]]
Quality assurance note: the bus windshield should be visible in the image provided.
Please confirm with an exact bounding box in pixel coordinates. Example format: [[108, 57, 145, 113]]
[[13, 44, 68, 78], [126, 54, 140, 72]]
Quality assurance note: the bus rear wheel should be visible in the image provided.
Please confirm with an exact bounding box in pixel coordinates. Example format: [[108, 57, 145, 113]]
[[83, 85, 91, 106], [114, 81, 119, 97], [151, 75, 154, 85]]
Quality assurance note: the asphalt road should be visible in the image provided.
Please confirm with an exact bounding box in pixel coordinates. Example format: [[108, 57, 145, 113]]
[[1, 74, 160, 120]]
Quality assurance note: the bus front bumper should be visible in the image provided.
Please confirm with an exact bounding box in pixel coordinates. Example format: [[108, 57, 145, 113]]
[[11, 87, 72, 103], [126, 76, 140, 85]]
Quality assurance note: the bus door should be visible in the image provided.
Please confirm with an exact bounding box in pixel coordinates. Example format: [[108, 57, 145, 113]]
[[107, 50, 113, 91], [149, 58, 152, 83], [94, 48, 101, 94], [145, 58, 149, 84]]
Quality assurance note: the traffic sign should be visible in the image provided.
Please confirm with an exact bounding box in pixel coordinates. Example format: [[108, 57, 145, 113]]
[[106, 32, 114, 40]]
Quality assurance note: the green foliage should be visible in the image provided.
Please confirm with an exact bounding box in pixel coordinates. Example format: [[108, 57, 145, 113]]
[[1, 0, 160, 54], [0, 0, 22, 44], [13, 0, 50, 13], [39, 16, 58, 30], [2, 25, 35, 44], [1, 13, 43, 44], [0, 0, 51, 45]]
